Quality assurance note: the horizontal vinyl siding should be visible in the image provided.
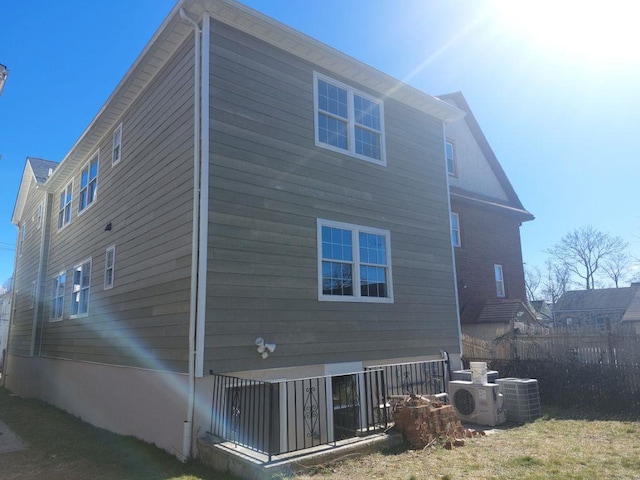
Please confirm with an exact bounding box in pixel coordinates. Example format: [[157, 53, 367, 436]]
[[204, 20, 459, 373], [40, 36, 196, 372], [9, 180, 46, 356]]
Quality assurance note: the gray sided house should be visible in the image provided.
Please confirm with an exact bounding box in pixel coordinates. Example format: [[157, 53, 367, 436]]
[[554, 284, 640, 332], [5, 0, 464, 462]]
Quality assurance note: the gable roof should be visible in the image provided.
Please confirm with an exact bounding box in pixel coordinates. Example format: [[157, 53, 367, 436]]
[[29, 157, 58, 183], [555, 286, 640, 312], [438, 91, 533, 222], [12, 157, 58, 225]]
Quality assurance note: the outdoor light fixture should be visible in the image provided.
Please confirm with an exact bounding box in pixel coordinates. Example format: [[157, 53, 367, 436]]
[[255, 337, 276, 359], [0, 64, 8, 96]]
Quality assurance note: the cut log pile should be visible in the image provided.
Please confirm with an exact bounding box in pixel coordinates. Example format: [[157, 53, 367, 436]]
[[391, 394, 485, 449]]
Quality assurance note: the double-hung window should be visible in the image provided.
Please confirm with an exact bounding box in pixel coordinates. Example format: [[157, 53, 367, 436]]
[[314, 72, 386, 165], [58, 182, 72, 229], [494, 264, 505, 298], [79, 152, 99, 213], [445, 140, 457, 176], [51, 272, 65, 320], [450, 212, 461, 247], [112, 123, 122, 166], [71, 259, 91, 316], [317, 219, 393, 303], [18, 223, 25, 256], [104, 245, 115, 289]]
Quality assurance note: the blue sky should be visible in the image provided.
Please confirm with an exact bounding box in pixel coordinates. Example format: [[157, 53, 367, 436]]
[[1, 0, 639, 286]]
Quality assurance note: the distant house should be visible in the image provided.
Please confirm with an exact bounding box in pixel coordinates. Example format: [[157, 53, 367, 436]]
[[5, 0, 465, 464], [554, 283, 640, 332], [438, 92, 535, 342], [530, 300, 553, 327]]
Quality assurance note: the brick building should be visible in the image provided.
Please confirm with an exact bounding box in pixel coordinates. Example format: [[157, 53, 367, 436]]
[[440, 92, 535, 341]]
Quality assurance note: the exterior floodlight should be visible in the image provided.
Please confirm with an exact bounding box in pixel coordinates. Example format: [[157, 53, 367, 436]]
[[0, 64, 8, 96], [255, 337, 276, 359]]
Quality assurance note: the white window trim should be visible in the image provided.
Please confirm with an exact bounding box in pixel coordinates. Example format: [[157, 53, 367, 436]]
[[36, 202, 43, 229], [451, 212, 461, 247], [112, 123, 123, 166], [70, 258, 92, 318], [104, 245, 115, 289], [78, 150, 99, 215], [317, 218, 394, 303], [494, 264, 505, 298], [50, 271, 65, 322], [313, 71, 386, 166], [446, 139, 457, 176], [58, 181, 73, 231]]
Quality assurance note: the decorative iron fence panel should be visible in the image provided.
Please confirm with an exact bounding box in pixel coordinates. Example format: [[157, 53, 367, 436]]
[[208, 369, 388, 461], [366, 358, 450, 398]]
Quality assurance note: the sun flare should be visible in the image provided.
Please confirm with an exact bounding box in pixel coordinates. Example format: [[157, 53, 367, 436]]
[[491, 0, 640, 64]]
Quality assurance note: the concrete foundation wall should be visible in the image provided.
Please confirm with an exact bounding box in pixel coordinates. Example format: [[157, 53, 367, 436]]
[[4, 354, 189, 457]]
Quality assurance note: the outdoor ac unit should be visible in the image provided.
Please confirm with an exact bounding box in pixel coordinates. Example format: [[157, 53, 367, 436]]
[[448, 381, 506, 426]]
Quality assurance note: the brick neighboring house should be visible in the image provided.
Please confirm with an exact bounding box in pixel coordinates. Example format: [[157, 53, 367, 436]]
[[439, 92, 535, 341], [554, 283, 640, 332]]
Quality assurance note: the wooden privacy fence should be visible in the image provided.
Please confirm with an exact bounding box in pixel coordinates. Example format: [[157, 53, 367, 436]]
[[463, 332, 640, 366], [487, 359, 640, 413]]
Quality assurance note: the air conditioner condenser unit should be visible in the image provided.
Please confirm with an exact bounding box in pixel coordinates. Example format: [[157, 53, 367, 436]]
[[448, 381, 506, 426]]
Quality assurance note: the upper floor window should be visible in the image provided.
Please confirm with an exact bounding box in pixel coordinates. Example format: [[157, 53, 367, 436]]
[[36, 202, 43, 229], [446, 140, 457, 176], [30, 280, 36, 309], [314, 72, 386, 165], [451, 212, 461, 247], [58, 182, 73, 229], [104, 245, 115, 289], [71, 259, 91, 317], [51, 271, 65, 320], [317, 219, 393, 303], [79, 152, 99, 213], [18, 223, 25, 256], [112, 123, 122, 166], [494, 264, 505, 298]]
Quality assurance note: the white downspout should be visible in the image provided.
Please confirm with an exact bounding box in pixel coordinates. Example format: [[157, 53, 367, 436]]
[[195, 13, 210, 379], [443, 122, 464, 367], [180, 7, 200, 463]]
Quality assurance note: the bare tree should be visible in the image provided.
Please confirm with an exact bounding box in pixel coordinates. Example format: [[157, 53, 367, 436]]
[[541, 259, 570, 304], [546, 226, 628, 290], [524, 264, 541, 301], [601, 251, 632, 287]]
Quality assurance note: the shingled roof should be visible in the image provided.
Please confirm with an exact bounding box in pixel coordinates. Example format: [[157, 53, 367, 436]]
[[621, 286, 640, 323], [28, 157, 58, 182], [555, 286, 640, 312]]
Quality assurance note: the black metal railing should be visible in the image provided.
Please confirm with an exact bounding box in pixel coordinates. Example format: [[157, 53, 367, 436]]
[[366, 358, 450, 398], [208, 369, 388, 461]]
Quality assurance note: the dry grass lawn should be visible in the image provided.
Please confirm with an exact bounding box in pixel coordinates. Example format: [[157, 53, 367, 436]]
[[292, 410, 640, 480], [1, 386, 638, 480]]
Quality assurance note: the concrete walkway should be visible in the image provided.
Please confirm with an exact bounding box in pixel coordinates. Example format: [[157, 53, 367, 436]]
[[0, 420, 25, 454]]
